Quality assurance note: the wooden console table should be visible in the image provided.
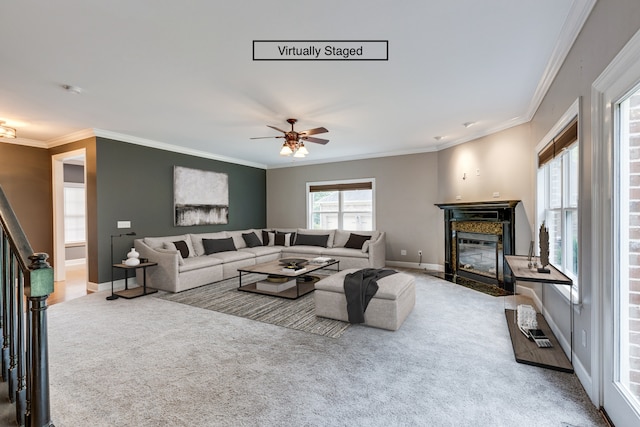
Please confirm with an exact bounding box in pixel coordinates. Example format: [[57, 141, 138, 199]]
[[504, 255, 573, 373]]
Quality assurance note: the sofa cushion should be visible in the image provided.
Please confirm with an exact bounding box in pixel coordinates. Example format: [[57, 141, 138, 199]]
[[190, 232, 228, 256], [144, 234, 195, 254], [334, 230, 379, 247], [295, 233, 329, 247], [323, 247, 369, 259], [242, 232, 262, 248], [344, 233, 371, 250], [239, 246, 283, 257], [206, 250, 254, 263], [157, 247, 185, 266], [203, 237, 237, 255], [179, 255, 224, 273]]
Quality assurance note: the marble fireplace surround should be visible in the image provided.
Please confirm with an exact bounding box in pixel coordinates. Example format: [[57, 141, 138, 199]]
[[435, 200, 520, 291]]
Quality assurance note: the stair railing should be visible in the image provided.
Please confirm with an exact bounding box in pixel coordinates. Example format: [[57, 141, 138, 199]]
[[0, 185, 54, 427]]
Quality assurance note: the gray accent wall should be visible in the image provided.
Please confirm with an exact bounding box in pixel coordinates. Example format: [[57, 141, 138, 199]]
[[95, 137, 266, 283], [266, 153, 442, 267]]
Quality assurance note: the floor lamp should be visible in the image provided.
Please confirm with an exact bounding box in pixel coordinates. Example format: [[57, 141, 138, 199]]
[[107, 231, 136, 301]]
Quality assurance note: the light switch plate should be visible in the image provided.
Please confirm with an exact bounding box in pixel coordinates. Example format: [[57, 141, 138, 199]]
[[117, 221, 131, 229]]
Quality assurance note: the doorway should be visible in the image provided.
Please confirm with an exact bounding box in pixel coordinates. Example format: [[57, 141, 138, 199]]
[[52, 149, 88, 299]]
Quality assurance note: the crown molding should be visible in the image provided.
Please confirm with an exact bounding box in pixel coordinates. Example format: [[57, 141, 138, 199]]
[[1, 137, 48, 148], [46, 129, 96, 147], [524, 0, 597, 121], [92, 129, 267, 169]]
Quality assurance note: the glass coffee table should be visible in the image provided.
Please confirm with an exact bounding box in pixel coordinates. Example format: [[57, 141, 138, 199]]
[[237, 258, 339, 299]]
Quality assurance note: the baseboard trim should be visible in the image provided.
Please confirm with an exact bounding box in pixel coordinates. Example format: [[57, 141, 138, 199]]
[[385, 260, 443, 271], [88, 278, 138, 293]]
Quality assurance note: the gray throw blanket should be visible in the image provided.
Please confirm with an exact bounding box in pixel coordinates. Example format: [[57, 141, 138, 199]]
[[343, 268, 397, 323]]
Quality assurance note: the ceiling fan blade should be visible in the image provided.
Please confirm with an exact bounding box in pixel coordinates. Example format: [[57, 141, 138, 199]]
[[299, 126, 329, 136], [250, 135, 284, 140], [266, 125, 288, 133], [302, 136, 329, 145]]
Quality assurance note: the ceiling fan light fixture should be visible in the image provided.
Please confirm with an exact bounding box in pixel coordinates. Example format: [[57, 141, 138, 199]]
[[297, 143, 309, 155], [293, 149, 306, 158], [279, 144, 293, 156], [0, 121, 17, 139]]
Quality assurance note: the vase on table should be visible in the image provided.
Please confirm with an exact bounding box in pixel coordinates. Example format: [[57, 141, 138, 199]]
[[125, 248, 140, 266]]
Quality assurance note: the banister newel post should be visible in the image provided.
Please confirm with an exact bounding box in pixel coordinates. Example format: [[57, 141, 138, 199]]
[[26, 253, 54, 427]]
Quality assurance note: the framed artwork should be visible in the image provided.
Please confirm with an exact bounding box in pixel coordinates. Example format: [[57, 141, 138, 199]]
[[174, 166, 229, 226]]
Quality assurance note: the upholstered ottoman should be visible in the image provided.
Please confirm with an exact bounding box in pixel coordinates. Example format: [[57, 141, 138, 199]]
[[314, 268, 415, 331]]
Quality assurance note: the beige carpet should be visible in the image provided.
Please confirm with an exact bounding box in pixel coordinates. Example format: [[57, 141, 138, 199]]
[[3, 271, 606, 427]]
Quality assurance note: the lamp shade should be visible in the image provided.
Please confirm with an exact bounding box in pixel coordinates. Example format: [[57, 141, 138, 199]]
[[279, 144, 293, 156]]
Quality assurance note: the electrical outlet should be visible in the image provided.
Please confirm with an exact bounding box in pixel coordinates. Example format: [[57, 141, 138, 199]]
[[401, 250, 407, 256], [492, 192, 500, 198], [418, 250, 422, 256], [117, 221, 131, 229], [456, 195, 462, 200]]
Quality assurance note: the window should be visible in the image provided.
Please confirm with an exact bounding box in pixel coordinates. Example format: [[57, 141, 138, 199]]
[[537, 118, 579, 296], [64, 183, 86, 244], [307, 179, 374, 230]]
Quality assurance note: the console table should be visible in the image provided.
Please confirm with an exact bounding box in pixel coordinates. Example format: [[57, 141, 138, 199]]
[[112, 262, 158, 299], [504, 255, 573, 373]]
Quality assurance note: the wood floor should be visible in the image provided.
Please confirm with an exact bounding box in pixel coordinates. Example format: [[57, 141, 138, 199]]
[[49, 263, 89, 306]]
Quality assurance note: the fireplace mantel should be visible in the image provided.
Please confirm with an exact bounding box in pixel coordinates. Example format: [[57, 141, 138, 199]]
[[436, 200, 520, 290], [435, 200, 520, 210]]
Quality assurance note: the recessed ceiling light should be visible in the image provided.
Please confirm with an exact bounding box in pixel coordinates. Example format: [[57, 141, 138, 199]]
[[62, 84, 83, 94], [463, 122, 476, 128]]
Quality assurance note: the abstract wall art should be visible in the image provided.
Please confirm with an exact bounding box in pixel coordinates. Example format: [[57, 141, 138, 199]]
[[174, 166, 229, 226]]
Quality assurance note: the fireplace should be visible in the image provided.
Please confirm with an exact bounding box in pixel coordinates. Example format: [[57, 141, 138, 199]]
[[435, 201, 519, 291]]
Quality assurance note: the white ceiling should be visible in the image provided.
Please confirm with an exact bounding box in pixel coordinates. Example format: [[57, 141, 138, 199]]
[[0, 1, 594, 169]]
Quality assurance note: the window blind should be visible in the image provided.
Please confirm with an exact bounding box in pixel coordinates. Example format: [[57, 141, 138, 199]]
[[538, 118, 578, 167], [308, 181, 373, 192]]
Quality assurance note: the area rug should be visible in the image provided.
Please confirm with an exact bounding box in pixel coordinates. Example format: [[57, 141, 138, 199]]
[[155, 274, 350, 338]]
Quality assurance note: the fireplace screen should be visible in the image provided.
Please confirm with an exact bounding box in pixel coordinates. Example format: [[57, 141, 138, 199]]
[[457, 232, 503, 282]]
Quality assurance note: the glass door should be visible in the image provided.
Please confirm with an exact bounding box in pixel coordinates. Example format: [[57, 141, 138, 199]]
[[607, 85, 640, 427]]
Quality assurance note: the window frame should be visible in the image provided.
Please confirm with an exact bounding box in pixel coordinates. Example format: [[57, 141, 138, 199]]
[[535, 98, 581, 302], [306, 178, 376, 230]]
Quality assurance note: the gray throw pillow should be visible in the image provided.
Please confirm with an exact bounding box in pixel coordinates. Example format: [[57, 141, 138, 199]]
[[172, 240, 190, 258], [344, 233, 371, 250], [203, 237, 237, 255], [242, 232, 262, 248], [294, 233, 329, 247]]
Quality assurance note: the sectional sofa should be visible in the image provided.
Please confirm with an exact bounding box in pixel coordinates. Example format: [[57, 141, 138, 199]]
[[134, 228, 386, 293]]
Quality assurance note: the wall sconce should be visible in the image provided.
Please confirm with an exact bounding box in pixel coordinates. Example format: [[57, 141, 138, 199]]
[[0, 121, 17, 139]]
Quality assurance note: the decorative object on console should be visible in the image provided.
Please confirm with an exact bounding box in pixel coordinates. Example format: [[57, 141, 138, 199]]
[[108, 231, 136, 301], [250, 118, 329, 158], [174, 166, 229, 226], [125, 247, 140, 266], [538, 222, 550, 273]]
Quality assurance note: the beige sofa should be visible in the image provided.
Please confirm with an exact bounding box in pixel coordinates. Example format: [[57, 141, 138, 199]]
[[134, 228, 386, 293]]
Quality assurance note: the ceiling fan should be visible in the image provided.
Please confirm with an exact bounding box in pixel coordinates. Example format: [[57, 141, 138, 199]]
[[250, 118, 329, 157]]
